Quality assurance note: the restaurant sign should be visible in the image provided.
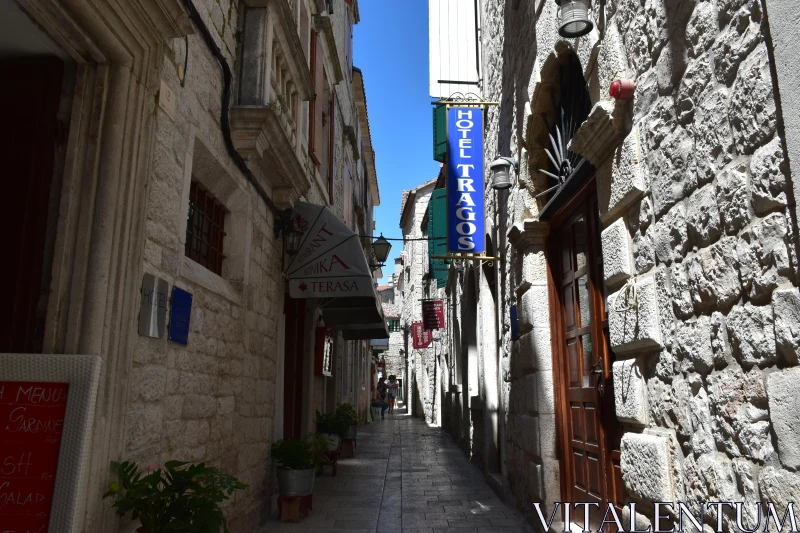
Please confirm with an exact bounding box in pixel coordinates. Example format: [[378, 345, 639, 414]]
[[422, 300, 445, 330], [286, 202, 375, 298], [412, 322, 433, 349], [447, 107, 485, 253]]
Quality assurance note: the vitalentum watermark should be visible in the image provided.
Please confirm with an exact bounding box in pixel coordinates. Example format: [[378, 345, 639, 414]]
[[532, 501, 798, 532]]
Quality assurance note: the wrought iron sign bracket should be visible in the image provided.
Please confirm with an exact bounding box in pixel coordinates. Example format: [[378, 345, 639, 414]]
[[431, 100, 500, 107], [431, 92, 499, 108]]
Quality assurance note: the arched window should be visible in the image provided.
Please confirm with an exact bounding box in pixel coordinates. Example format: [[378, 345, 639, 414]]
[[536, 53, 593, 219]]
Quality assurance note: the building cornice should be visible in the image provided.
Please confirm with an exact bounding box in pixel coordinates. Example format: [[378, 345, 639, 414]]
[[314, 14, 344, 83]]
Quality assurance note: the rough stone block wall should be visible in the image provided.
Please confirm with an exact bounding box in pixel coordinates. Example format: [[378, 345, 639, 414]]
[[384, 330, 405, 381], [602, 0, 800, 527], [400, 183, 436, 419], [129, 4, 281, 527], [447, 0, 800, 529], [472, 0, 566, 522], [124, 0, 361, 530]]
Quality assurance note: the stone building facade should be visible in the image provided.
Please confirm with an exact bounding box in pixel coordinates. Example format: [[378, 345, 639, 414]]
[[0, 0, 383, 531], [429, 0, 800, 530], [399, 178, 443, 421]]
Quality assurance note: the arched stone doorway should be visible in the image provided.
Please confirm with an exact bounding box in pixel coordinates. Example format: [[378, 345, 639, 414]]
[[533, 50, 624, 528]]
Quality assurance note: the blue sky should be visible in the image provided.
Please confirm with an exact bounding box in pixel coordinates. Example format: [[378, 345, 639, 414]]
[[354, 1, 441, 284]]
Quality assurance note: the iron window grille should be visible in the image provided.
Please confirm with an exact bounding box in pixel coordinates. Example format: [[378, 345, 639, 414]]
[[537, 54, 593, 218], [185, 180, 227, 275], [389, 319, 401, 332]]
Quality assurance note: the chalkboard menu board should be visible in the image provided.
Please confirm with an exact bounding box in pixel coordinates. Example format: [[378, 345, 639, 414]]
[[1, 381, 70, 533]]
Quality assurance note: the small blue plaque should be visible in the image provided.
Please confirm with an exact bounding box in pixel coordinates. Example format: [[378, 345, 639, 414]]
[[510, 305, 519, 341], [168, 287, 193, 345]]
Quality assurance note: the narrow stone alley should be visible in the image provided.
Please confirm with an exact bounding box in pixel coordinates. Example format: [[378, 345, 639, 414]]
[[264, 410, 533, 533]]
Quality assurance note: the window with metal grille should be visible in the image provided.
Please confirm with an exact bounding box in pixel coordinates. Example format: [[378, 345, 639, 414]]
[[389, 319, 401, 332], [185, 181, 227, 275]]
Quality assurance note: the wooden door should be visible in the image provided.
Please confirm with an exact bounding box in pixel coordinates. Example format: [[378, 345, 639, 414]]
[[0, 57, 63, 353], [548, 180, 623, 529], [283, 295, 306, 439]]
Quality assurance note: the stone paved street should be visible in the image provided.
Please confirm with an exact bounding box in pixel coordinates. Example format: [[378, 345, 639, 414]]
[[263, 409, 533, 533]]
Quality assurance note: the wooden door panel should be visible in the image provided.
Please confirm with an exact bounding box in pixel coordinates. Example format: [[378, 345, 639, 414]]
[[585, 403, 599, 445], [587, 451, 602, 496], [570, 403, 583, 440], [550, 183, 624, 527], [573, 450, 586, 490], [567, 340, 579, 386]]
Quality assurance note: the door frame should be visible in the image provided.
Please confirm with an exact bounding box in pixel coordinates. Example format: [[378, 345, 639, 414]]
[[4, 2, 191, 530], [547, 175, 622, 516]]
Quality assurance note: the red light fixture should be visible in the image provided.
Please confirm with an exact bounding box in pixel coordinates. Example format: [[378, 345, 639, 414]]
[[609, 79, 636, 100]]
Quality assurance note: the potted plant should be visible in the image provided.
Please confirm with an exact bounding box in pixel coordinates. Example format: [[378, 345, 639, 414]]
[[305, 433, 332, 475], [315, 410, 347, 450], [335, 403, 359, 441], [103, 460, 247, 533], [271, 438, 315, 497]]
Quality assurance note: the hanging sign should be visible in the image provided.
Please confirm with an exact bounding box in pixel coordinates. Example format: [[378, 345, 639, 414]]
[[412, 322, 433, 349], [447, 106, 485, 253], [422, 300, 445, 330]]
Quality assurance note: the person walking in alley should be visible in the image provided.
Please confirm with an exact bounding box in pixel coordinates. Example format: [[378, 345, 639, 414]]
[[387, 375, 399, 414], [374, 377, 389, 419]]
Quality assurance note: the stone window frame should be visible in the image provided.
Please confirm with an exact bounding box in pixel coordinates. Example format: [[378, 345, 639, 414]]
[[177, 135, 253, 305]]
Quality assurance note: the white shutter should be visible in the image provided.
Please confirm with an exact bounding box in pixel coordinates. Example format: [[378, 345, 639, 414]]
[[428, 0, 481, 99]]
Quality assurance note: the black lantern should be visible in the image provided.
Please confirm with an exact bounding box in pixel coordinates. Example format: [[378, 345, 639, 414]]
[[371, 234, 392, 266], [276, 208, 303, 256], [489, 156, 518, 190], [556, 0, 593, 38]]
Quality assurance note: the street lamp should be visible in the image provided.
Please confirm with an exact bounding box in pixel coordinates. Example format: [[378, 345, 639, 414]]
[[555, 0, 593, 38], [489, 156, 518, 190], [371, 234, 392, 266]]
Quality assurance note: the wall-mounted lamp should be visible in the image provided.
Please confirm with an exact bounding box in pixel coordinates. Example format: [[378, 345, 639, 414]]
[[555, 0, 594, 38], [275, 208, 303, 256], [489, 156, 519, 190]]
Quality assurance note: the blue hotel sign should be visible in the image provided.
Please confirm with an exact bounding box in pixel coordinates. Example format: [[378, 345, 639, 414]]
[[446, 107, 484, 253]]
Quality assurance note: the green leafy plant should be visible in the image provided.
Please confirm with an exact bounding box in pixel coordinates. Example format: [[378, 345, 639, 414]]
[[304, 433, 332, 474], [103, 460, 247, 533], [335, 403, 358, 427], [270, 438, 314, 470], [316, 410, 348, 437]]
